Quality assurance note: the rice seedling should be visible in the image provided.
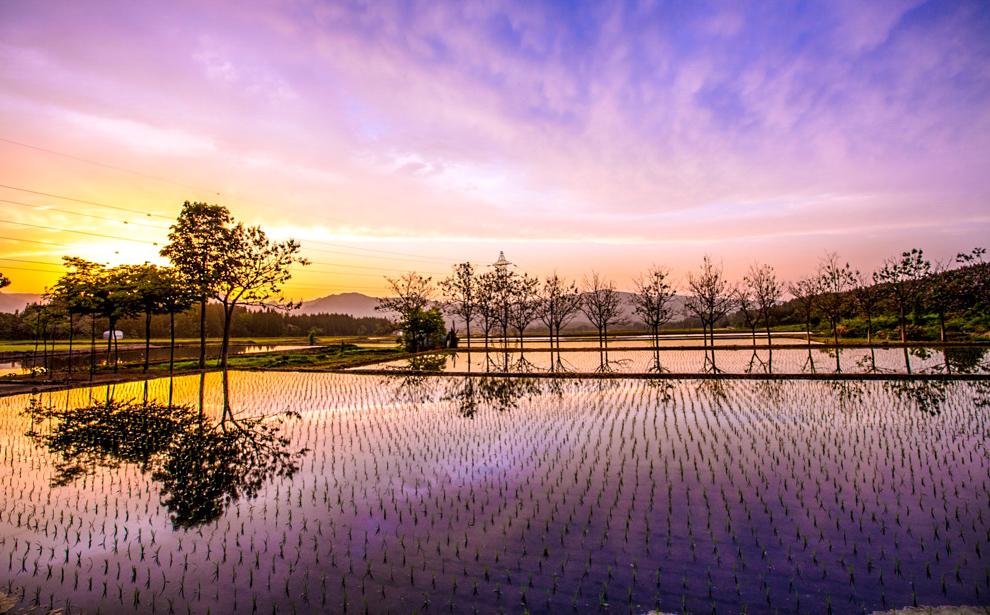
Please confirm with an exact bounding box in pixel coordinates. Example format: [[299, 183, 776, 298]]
[[0, 370, 985, 612]]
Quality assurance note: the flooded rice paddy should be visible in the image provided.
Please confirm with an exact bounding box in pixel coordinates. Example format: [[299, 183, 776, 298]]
[[365, 346, 990, 376], [0, 371, 988, 614]]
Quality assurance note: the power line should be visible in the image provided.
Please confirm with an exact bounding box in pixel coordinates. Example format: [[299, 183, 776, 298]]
[[0, 219, 162, 245], [0, 197, 170, 230], [0, 139, 457, 264], [0, 137, 220, 196], [0, 183, 177, 221]]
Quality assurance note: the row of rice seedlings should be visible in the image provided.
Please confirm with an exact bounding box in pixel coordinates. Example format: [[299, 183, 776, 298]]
[[0, 372, 986, 613]]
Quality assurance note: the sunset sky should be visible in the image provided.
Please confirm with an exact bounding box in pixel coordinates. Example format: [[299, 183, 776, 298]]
[[1, 0, 988, 299]]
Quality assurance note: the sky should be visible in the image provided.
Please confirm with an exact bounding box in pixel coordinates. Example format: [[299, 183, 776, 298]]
[[0, 0, 988, 299]]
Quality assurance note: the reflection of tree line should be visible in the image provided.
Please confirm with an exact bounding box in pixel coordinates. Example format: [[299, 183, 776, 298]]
[[24, 371, 306, 528]]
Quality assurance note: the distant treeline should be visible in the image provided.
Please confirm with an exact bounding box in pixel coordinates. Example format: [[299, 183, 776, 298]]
[[0, 304, 392, 341]]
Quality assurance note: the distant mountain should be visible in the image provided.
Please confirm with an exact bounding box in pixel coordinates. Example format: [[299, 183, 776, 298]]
[[0, 293, 42, 313], [296, 290, 691, 328], [564, 291, 690, 330], [299, 292, 382, 318]]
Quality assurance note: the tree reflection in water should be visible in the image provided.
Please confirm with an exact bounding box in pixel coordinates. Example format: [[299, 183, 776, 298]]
[[25, 370, 306, 528], [443, 376, 541, 418]]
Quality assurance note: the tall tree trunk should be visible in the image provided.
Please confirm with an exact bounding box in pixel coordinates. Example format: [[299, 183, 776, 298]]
[[67, 313, 74, 381], [199, 298, 207, 370], [106, 318, 114, 370], [898, 303, 907, 343], [89, 315, 96, 382], [866, 314, 873, 346], [112, 319, 120, 373], [220, 304, 234, 369], [169, 311, 176, 376], [144, 311, 152, 373], [938, 312, 946, 343]]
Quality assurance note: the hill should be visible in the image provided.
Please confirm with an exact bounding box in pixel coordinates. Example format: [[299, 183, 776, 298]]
[[0, 293, 42, 314], [299, 292, 382, 318]]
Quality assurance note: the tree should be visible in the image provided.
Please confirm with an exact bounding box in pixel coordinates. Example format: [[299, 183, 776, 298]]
[[123, 264, 179, 372], [0, 272, 9, 289], [439, 263, 477, 350], [536, 274, 582, 357], [853, 272, 881, 346], [875, 248, 931, 343], [48, 258, 104, 379], [745, 263, 783, 346], [399, 307, 446, 352], [924, 260, 958, 344], [161, 202, 239, 369], [212, 225, 307, 370], [734, 286, 760, 345], [508, 273, 540, 348], [580, 272, 622, 350], [156, 268, 197, 377], [377, 272, 436, 350], [685, 256, 735, 368], [632, 267, 676, 351], [475, 271, 498, 352], [787, 277, 820, 344], [816, 252, 857, 347]]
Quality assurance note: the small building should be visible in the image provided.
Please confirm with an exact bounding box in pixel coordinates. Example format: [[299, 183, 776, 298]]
[[102, 330, 125, 340]]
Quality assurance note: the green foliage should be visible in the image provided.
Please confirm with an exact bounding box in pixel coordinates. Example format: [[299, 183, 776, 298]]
[[400, 307, 446, 352]]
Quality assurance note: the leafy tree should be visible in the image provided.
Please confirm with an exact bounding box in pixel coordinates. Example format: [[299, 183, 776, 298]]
[[212, 225, 307, 370], [632, 267, 676, 351], [161, 202, 239, 369], [875, 248, 931, 343], [439, 263, 477, 349], [0, 271, 9, 289], [400, 307, 446, 352], [580, 272, 622, 350], [378, 272, 437, 350]]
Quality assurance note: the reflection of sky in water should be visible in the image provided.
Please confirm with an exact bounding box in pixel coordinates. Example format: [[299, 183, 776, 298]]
[[0, 372, 987, 613], [362, 347, 989, 375]]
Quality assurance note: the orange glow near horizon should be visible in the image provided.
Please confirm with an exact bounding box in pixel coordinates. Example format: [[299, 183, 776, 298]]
[[1, 2, 988, 299]]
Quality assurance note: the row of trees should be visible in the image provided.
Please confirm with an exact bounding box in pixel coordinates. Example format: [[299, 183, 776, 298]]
[[2, 201, 306, 377], [376, 247, 987, 356]]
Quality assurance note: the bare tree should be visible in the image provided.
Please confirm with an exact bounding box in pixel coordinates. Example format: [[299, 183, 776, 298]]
[[537, 273, 582, 357], [816, 252, 857, 347], [745, 263, 783, 346], [685, 256, 735, 369], [580, 272, 622, 349], [734, 286, 760, 346], [853, 272, 881, 346], [439, 263, 477, 349], [508, 273, 540, 349], [632, 267, 676, 351], [924, 260, 957, 344], [475, 271, 498, 352], [377, 272, 434, 319], [787, 277, 820, 344]]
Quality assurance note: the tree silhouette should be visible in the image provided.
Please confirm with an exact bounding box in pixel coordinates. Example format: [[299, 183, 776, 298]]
[[580, 272, 622, 351], [161, 202, 239, 369], [212, 225, 307, 370], [440, 262, 478, 351]]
